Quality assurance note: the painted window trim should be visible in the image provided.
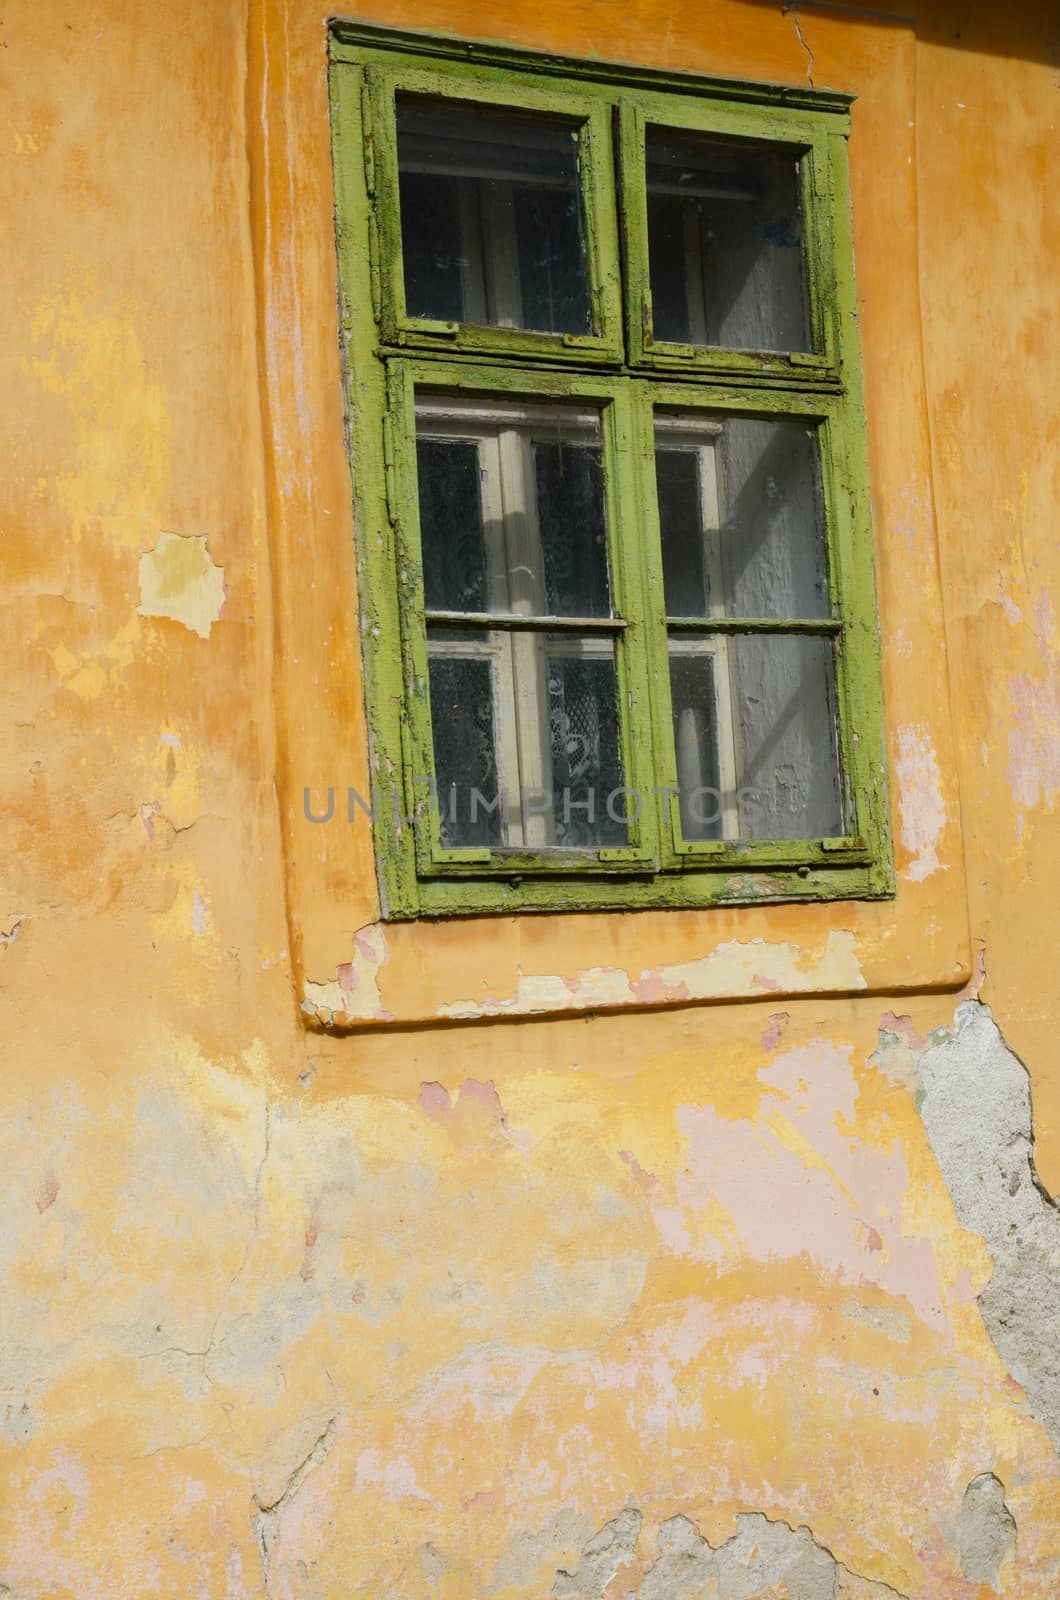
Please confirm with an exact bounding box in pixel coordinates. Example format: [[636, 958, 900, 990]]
[[328, 22, 892, 921]]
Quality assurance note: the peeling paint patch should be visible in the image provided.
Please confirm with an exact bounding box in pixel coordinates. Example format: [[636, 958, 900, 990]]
[[436, 931, 865, 1021], [302, 924, 391, 1023], [878, 1011, 927, 1051], [1008, 663, 1060, 815], [418, 1077, 516, 1148], [761, 1010, 790, 1049], [642, 930, 865, 1002], [661, 1040, 944, 1322], [918, 1002, 1060, 1452], [47, 640, 107, 699], [137, 531, 225, 639], [895, 724, 946, 881]]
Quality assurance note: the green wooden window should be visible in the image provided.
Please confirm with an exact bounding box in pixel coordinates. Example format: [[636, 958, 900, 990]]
[[329, 24, 892, 919]]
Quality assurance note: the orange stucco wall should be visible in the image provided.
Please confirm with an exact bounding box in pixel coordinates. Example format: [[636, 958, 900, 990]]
[[1, 1, 1058, 1595]]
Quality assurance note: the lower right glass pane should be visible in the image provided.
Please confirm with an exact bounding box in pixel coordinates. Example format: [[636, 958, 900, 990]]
[[669, 633, 844, 843]]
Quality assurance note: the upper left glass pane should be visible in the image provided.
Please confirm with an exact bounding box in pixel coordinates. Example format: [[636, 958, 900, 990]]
[[396, 96, 594, 336]]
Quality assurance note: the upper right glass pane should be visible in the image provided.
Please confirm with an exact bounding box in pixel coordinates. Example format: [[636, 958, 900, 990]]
[[656, 412, 830, 620], [645, 128, 811, 354]]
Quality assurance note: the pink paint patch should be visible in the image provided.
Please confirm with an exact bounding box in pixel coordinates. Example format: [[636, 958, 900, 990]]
[[1008, 665, 1060, 813], [879, 1011, 928, 1051], [632, 971, 688, 1003], [192, 891, 207, 936], [620, 1148, 658, 1192], [36, 1172, 59, 1213], [752, 973, 782, 991], [667, 1042, 945, 1324], [958, 946, 988, 1001], [462, 1488, 497, 1513], [419, 1076, 519, 1147], [761, 1012, 790, 1051], [418, 1081, 452, 1118], [353, 924, 387, 965], [459, 1077, 506, 1119]]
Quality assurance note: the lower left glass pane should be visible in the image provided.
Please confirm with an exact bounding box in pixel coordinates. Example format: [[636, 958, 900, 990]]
[[427, 652, 502, 849], [426, 627, 627, 851]]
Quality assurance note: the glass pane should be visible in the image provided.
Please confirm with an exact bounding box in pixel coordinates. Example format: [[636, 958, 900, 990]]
[[397, 96, 593, 336], [426, 627, 625, 851], [547, 646, 626, 847], [646, 128, 811, 353], [427, 649, 502, 848], [670, 652, 725, 842], [415, 396, 612, 618], [669, 634, 843, 842], [417, 439, 487, 612], [655, 413, 829, 620], [534, 439, 610, 617]]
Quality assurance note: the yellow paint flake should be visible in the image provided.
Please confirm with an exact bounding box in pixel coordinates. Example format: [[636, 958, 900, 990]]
[[138, 532, 225, 639]]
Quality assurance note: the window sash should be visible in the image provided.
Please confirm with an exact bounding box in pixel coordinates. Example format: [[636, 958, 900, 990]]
[[364, 66, 624, 363], [618, 101, 842, 383], [386, 363, 658, 876], [632, 383, 876, 867]]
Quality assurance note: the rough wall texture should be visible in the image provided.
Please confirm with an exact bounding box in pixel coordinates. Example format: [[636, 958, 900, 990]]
[[919, 1004, 1060, 1456], [2, 0, 1059, 1597]]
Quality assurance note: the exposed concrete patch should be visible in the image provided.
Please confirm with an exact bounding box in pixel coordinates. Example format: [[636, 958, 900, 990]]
[[554, 1510, 909, 1599], [137, 531, 225, 638], [958, 1473, 1016, 1589], [419, 1541, 452, 1584], [491, 1505, 595, 1593], [553, 1508, 642, 1598], [917, 1001, 1060, 1452]]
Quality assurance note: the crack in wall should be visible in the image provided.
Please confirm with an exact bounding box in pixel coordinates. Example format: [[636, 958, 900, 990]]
[[782, 4, 816, 86], [917, 1000, 1060, 1454], [252, 1416, 337, 1589]]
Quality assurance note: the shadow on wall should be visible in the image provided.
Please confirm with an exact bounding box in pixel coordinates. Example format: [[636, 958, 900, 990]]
[[733, 0, 1059, 67]]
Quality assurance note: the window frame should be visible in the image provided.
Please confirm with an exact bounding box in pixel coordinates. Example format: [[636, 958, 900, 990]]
[[329, 23, 892, 921]]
